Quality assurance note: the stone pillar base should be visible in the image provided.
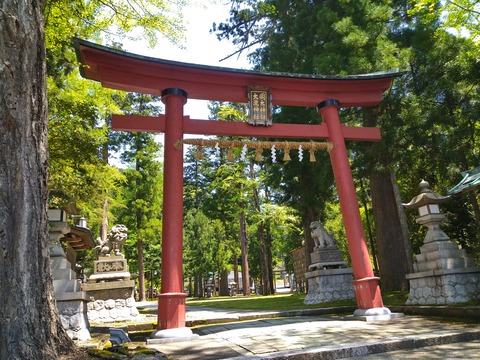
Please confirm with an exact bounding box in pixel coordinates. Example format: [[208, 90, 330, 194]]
[[83, 280, 142, 322], [304, 268, 355, 305], [147, 327, 199, 344], [353, 307, 404, 322], [157, 292, 187, 330], [353, 276, 384, 309], [406, 268, 480, 305], [56, 292, 91, 341]]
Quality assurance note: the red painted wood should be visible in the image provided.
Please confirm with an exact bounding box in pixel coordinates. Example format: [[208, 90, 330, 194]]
[[157, 293, 186, 330], [318, 103, 384, 309], [159, 91, 186, 330], [73, 39, 398, 321], [111, 114, 381, 141], [161, 92, 185, 294], [75, 40, 401, 108]]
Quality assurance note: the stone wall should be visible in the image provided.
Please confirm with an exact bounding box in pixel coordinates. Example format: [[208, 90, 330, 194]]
[[87, 296, 142, 322], [83, 280, 143, 322], [56, 295, 91, 341], [406, 269, 480, 305], [304, 268, 355, 304]]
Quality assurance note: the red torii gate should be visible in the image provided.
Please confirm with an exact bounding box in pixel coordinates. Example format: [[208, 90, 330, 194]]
[[74, 39, 402, 337]]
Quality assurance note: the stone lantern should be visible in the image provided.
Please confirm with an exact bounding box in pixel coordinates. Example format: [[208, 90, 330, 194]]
[[403, 179, 451, 244], [403, 180, 480, 305]]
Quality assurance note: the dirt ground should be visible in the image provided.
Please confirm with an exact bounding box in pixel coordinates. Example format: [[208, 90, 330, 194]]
[[59, 329, 167, 359]]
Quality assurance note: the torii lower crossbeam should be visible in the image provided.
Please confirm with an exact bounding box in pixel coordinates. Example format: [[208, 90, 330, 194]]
[[111, 114, 381, 141]]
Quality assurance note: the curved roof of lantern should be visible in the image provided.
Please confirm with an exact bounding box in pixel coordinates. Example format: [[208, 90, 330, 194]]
[[72, 38, 406, 108], [403, 180, 451, 208], [62, 225, 95, 251]]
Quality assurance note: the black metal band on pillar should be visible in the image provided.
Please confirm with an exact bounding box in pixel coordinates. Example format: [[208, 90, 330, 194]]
[[161, 88, 188, 99], [316, 99, 340, 111]]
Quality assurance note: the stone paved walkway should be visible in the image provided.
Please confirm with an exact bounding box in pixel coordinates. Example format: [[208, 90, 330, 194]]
[[136, 305, 480, 359]]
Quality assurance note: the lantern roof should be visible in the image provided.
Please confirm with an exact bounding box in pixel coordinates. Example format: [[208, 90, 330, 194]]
[[403, 180, 451, 208], [61, 225, 95, 251], [447, 166, 480, 195]]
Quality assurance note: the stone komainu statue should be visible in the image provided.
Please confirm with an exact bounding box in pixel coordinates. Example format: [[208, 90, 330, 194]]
[[95, 224, 128, 257], [310, 221, 337, 249]]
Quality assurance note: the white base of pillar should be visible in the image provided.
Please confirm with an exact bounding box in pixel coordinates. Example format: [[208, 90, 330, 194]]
[[146, 327, 199, 344], [353, 307, 404, 322]]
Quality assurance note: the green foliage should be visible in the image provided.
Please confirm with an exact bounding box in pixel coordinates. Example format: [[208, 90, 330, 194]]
[[184, 209, 227, 279], [213, 0, 480, 274], [113, 130, 163, 272], [45, 0, 189, 237], [410, 0, 480, 39], [47, 72, 126, 229]]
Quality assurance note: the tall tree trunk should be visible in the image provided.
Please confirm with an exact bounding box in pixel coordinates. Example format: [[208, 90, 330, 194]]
[[188, 276, 193, 296], [100, 134, 109, 241], [249, 161, 275, 295], [258, 222, 274, 295], [101, 198, 109, 241], [239, 210, 250, 296], [468, 190, 480, 234], [137, 238, 145, 300], [219, 269, 229, 296], [233, 253, 239, 292], [359, 177, 379, 274], [194, 273, 203, 297], [301, 206, 318, 292], [0, 1, 75, 358], [370, 171, 411, 291], [264, 225, 275, 295], [390, 169, 414, 273], [135, 146, 146, 301]]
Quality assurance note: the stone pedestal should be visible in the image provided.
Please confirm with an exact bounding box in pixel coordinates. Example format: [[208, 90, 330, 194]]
[[406, 240, 480, 305], [404, 180, 480, 305], [83, 280, 141, 322], [304, 248, 355, 305], [309, 248, 348, 270], [83, 255, 142, 322], [89, 255, 131, 282], [50, 242, 91, 341]]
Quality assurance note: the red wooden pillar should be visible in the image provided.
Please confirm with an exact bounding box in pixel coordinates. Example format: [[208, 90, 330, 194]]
[[157, 88, 187, 329], [317, 100, 384, 311]]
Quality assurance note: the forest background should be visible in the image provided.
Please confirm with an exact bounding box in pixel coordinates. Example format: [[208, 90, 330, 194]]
[[2, 0, 480, 358], [47, 0, 480, 301]]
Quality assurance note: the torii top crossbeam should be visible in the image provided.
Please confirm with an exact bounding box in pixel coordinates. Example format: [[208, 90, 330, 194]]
[[73, 38, 401, 108]]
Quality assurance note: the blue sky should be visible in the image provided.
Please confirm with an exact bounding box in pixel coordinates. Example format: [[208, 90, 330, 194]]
[[124, 1, 252, 119]]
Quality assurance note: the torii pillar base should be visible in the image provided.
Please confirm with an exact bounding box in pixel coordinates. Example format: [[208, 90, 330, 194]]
[[147, 292, 199, 344]]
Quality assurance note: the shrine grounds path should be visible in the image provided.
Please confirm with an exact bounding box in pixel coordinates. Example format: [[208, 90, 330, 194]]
[[110, 301, 480, 359]]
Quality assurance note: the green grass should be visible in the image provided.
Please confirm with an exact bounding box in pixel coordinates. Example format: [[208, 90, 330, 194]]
[[186, 290, 410, 311], [187, 292, 356, 311], [381, 290, 409, 306]]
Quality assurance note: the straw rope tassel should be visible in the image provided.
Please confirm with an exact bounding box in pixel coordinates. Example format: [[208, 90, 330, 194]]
[[174, 139, 333, 162], [255, 147, 263, 162], [283, 143, 291, 162], [227, 146, 234, 162], [196, 145, 203, 160]]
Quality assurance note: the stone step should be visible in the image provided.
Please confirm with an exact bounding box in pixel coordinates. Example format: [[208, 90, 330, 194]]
[[424, 249, 469, 262], [52, 268, 77, 280], [420, 240, 459, 253], [414, 257, 471, 272], [50, 257, 70, 269], [53, 279, 81, 293]]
